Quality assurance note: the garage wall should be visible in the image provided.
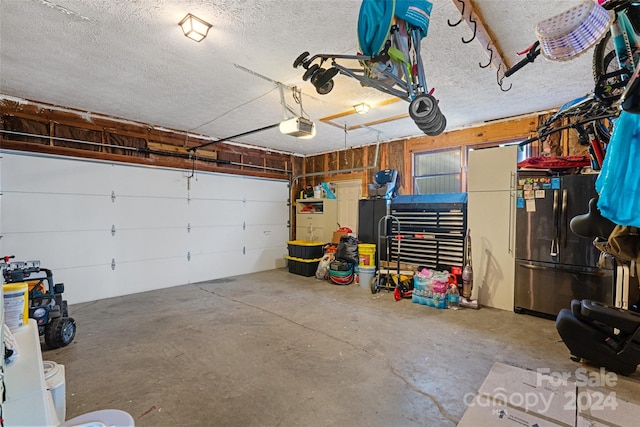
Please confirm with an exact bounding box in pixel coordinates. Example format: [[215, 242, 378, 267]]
[[0, 151, 289, 304]]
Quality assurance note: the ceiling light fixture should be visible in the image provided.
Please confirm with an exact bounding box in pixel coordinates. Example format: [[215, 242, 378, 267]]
[[354, 102, 370, 114], [179, 13, 212, 42]]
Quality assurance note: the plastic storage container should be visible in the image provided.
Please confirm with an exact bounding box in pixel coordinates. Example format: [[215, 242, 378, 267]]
[[3, 282, 29, 330], [287, 241, 325, 259], [43, 361, 66, 423], [286, 256, 322, 277], [358, 265, 376, 289]]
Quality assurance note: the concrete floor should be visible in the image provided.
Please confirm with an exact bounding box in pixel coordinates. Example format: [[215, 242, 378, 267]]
[[47, 268, 640, 426]]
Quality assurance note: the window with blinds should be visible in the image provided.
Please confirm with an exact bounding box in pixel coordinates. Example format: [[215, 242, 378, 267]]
[[413, 148, 462, 194]]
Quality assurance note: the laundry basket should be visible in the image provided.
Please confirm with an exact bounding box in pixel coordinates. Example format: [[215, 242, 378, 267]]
[[535, 0, 613, 61]]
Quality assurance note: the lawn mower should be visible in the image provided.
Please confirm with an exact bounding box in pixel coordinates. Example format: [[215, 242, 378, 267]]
[[1, 256, 76, 348]]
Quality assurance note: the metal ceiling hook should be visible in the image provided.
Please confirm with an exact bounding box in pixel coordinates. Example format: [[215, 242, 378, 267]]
[[480, 43, 493, 68], [497, 64, 512, 92], [448, 0, 465, 27], [462, 14, 477, 44]]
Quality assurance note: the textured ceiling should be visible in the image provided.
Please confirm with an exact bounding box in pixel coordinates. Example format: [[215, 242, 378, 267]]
[[0, 0, 597, 155]]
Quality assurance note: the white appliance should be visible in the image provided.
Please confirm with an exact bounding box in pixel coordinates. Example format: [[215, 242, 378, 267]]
[[44, 360, 67, 423], [2, 319, 135, 426], [467, 145, 518, 311]]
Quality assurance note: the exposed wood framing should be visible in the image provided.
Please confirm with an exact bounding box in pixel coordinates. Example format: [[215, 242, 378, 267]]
[[319, 98, 405, 130], [301, 115, 541, 197], [0, 98, 293, 181], [407, 116, 538, 153], [147, 142, 218, 160]]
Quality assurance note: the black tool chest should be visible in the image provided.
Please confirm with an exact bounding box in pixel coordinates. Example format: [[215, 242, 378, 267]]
[[388, 193, 467, 272]]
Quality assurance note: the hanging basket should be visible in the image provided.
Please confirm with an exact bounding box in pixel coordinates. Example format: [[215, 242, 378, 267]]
[[535, 0, 613, 61]]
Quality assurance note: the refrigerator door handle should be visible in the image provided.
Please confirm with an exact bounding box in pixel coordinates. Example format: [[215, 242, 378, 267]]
[[551, 190, 559, 257], [518, 262, 612, 276], [508, 171, 515, 255], [560, 188, 568, 248], [509, 190, 514, 254]]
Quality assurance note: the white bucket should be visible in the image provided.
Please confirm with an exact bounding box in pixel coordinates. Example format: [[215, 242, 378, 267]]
[[359, 266, 376, 290], [313, 185, 322, 199], [44, 361, 66, 423], [3, 282, 29, 330]]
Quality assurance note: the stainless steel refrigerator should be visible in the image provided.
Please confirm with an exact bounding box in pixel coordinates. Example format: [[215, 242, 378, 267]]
[[514, 172, 615, 318]]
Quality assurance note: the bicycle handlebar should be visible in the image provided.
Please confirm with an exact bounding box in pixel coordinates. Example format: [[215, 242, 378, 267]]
[[504, 41, 541, 78]]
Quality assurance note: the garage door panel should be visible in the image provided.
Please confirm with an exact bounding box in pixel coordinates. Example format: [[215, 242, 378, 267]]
[[112, 228, 188, 262], [111, 164, 186, 198], [244, 247, 288, 271], [2, 154, 114, 194], [243, 200, 288, 224], [1, 192, 114, 231], [0, 231, 113, 270], [189, 174, 246, 200], [187, 199, 245, 226], [113, 196, 189, 229], [244, 224, 289, 250], [1, 152, 289, 304], [244, 179, 288, 202], [189, 226, 245, 254]]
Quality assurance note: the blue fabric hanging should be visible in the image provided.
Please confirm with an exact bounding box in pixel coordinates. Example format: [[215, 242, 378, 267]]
[[596, 110, 640, 226], [395, 0, 432, 39], [358, 0, 396, 57], [357, 0, 432, 56]]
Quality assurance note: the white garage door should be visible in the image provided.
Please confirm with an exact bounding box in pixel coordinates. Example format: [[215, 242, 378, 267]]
[[0, 151, 289, 303]]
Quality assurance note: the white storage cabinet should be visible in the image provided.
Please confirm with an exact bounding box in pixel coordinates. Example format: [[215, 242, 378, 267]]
[[295, 198, 338, 243]]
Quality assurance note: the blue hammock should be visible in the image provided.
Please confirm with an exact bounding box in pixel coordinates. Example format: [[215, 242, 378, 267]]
[[358, 0, 433, 57]]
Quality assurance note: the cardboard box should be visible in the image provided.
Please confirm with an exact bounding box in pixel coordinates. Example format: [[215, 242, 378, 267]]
[[576, 388, 640, 426], [459, 363, 640, 427], [458, 362, 575, 427], [332, 231, 349, 244]]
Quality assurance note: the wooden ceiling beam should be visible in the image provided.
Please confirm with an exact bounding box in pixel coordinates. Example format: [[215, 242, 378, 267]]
[[450, 0, 511, 74]]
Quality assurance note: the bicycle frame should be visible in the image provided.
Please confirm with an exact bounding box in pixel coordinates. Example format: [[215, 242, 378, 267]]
[[517, 92, 618, 171], [593, 1, 640, 101], [508, 1, 640, 156], [607, 2, 640, 74]]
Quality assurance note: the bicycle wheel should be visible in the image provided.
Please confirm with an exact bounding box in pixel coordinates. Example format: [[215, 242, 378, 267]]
[[591, 30, 621, 145], [593, 2, 640, 96], [593, 31, 625, 97]]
